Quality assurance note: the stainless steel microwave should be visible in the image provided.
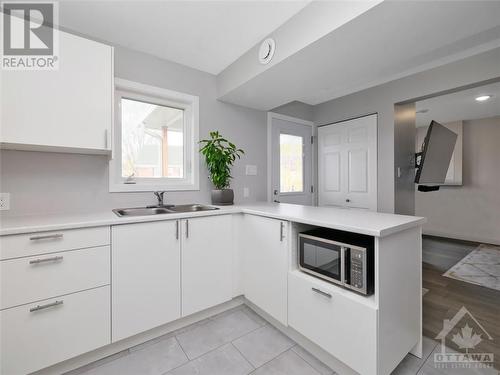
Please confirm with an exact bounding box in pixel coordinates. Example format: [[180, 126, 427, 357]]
[[298, 228, 374, 295]]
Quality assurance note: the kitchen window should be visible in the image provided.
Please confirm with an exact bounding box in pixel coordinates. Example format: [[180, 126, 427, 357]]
[[109, 79, 199, 192]]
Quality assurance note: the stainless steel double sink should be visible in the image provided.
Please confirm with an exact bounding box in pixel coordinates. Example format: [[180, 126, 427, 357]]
[[113, 204, 219, 217]]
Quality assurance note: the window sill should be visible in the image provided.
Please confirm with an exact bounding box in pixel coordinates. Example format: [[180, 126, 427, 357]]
[[109, 182, 200, 193]]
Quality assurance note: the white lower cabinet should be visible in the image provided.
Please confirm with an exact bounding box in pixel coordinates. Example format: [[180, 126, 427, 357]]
[[288, 271, 377, 375], [242, 215, 288, 325], [1, 246, 110, 310], [1, 286, 110, 375], [181, 215, 233, 316], [112, 221, 181, 342]]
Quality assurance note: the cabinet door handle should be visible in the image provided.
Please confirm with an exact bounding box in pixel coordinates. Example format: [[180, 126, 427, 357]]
[[105, 129, 111, 149], [312, 287, 332, 299], [279, 222, 284, 242], [29, 300, 64, 313], [29, 256, 63, 265], [176, 220, 179, 240], [185, 220, 189, 239], [29, 233, 64, 241]]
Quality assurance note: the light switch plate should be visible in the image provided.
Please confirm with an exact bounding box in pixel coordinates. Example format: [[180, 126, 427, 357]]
[[245, 165, 257, 176], [243, 187, 250, 198], [0, 193, 10, 210]]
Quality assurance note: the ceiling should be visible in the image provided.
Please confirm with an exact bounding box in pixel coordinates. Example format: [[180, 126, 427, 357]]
[[218, 1, 500, 110], [58, 1, 309, 75], [416, 81, 500, 128]]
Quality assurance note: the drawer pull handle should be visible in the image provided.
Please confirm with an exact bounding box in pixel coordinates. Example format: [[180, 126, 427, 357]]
[[312, 287, 332, 299], [29, 234, 64, 241], [29, 300, 63, 313], [29, 256, 64, 265]]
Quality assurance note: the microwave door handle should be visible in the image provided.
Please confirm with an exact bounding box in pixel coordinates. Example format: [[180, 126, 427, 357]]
[[340, 246, 346, 285]]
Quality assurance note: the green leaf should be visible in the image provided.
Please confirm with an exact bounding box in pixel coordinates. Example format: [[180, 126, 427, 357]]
[[198, 131, 245, 189]]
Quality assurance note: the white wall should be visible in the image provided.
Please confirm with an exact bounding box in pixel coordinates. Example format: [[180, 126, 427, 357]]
[[313, 48, 500, 213], [415, 116, 500, 245], [270, 101, 314, 122], [0, 46, 267, 217]]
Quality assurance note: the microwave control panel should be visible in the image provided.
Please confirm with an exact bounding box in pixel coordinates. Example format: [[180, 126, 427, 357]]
[[350, 248, 365, 290]]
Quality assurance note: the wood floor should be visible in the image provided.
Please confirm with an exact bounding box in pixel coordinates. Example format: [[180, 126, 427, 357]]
[[422, 235, 500, 371]]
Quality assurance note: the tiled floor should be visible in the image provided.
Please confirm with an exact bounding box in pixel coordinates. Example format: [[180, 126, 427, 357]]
[[67, 303, 497, 375], [67, 305, 335, 375]]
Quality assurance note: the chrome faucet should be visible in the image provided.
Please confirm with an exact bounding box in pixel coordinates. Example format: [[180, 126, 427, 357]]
[[153, 191, 166, 207]]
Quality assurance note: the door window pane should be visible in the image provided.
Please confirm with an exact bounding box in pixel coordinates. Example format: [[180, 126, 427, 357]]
[[280, 134, 303, 193], [121, 98, 184, 178]]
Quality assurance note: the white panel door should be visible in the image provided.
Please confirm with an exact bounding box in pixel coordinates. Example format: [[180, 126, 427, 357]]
[[242, 215, 288, 325], [318, 114, 377, 210], [1, 28, 113, 152], [269, 113, 314, 205], [112, 221, 181, 342], [181, 215, 233, 316]]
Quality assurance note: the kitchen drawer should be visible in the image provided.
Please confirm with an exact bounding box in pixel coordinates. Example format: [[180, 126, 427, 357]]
[[288, 271, 377, 375], [1, 286, 110, 375], [1, 246, 110, 310], [0, 226, 110, 260]]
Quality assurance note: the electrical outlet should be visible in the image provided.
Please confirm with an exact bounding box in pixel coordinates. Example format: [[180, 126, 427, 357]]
[[243, 187, 250, 198], [0, 193, 10, 210]]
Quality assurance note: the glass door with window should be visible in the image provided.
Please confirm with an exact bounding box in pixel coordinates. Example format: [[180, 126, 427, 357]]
[[270, 115, 313, 205]]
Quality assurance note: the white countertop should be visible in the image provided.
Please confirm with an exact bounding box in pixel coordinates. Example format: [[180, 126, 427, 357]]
[[0, 202, 425, 237]]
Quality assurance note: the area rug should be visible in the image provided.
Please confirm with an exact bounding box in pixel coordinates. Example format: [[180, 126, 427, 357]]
[[443, 244, 500, 291]]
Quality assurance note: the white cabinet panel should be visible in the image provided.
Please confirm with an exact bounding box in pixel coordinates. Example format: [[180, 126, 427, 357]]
[[348, 149, 368, 192], [0, 226, 110, 260], [1, 29, 113, 153], [1, 286, 110, 375], [112, 221, 181, 342], [318, 114, 377, 210], [242, 215, 288, 325], [324, 152, 341, 192], [288, 271, 377, 375], [181, 215, 233, 316], [1, 246, 110, 310]]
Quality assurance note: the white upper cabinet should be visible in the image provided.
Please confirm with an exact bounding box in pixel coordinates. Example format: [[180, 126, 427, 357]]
[[318, 114, 378, 210], [181, 215, 233, 316], [1, 29, 113, 153], [242, 215, 288, 325], [111, 221, 181, 342]]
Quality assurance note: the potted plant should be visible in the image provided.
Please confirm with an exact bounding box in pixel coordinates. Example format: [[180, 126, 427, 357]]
[[199, 131, 244, 205]]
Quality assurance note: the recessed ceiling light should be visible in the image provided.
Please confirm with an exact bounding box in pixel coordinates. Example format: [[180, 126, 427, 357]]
[[475, 95, 492, 102]]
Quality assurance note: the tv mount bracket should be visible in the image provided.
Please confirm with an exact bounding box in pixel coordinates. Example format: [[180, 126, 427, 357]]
[[414, 151, 440, 192]]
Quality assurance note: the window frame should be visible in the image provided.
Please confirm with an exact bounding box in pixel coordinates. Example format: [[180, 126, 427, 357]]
[[109, 78, 199, 192]]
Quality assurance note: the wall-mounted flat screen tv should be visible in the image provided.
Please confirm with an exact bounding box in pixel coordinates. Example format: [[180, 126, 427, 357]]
[[415, 120, 458, 184]]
